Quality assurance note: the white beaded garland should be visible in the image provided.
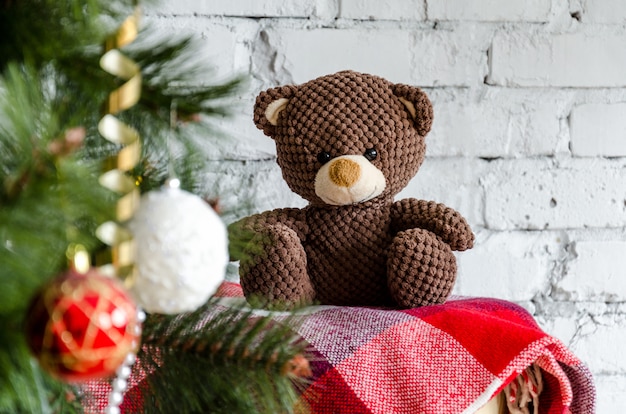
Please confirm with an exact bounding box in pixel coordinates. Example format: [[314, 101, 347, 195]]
[[112, 378, 128, 392], [108, 391, 124, 406], [104, 309, 143, 414], [128, 184, 228, 314], [124, 353, 137, 366], [115, 365, 131, 380]]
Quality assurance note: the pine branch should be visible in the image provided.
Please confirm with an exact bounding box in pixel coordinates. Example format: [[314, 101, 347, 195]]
[[0, 1, 261, 413], [127, 32, 244, 119], [0, 0, 132, 71], [131, 135, 209, 194], [0, 63, 115, 318], [0, 319, 84, 414], [134, 301, 311, 414]]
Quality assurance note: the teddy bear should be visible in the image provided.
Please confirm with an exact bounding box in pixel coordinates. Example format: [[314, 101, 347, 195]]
[[228, 70, 474, 309]]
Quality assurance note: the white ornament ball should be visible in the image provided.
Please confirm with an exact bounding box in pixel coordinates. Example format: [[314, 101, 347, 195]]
[[128, 184, 228, 314]]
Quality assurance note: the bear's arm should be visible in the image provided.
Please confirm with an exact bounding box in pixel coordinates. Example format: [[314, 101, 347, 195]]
[[227, 208, 307, 261], [390, 199, 474, 251]]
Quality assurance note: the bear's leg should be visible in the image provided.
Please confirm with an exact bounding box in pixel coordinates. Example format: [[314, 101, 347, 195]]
[[387, 228, 456, 308], [239, 224, 314, 309]]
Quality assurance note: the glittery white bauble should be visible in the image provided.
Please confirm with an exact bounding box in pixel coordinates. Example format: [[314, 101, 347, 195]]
[[128, 184, 228, 314]]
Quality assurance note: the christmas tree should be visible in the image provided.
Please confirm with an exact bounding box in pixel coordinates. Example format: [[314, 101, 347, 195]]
[[0, 1, 308, 413]]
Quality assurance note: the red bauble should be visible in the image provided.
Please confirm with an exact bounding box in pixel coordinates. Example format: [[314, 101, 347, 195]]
[[25, 269, 141, 382]]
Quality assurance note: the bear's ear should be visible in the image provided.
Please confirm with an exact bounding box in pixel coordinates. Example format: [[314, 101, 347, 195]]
[[253, 85, 297, 137], [392, 84, 433, 137]]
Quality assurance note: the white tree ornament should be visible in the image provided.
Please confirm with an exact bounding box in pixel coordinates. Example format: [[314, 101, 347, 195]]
[[128, 183, 228, 314]]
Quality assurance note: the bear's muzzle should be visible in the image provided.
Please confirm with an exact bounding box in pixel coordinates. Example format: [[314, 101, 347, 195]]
[[315, 155, 386, 205]]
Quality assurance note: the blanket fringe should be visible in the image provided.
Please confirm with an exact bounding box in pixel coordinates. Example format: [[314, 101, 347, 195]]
[[501, 364, 543, 414]]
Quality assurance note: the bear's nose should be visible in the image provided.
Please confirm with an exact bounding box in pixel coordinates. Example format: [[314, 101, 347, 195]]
[[328, 158, 361, 187]]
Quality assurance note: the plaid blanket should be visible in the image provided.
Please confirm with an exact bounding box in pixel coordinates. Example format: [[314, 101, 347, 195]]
[[214, 283, 595, 414], [86, 282, 596, 413]]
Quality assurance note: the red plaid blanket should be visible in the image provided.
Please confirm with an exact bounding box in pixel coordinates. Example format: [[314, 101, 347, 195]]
[[86, 282, 596, 413], [215, 283, 595, 414]]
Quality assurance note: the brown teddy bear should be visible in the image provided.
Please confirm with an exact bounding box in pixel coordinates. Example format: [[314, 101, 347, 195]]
[[229, 70, 474, 309]]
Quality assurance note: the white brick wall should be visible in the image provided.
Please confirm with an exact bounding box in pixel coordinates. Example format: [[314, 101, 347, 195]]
[[558, 240, 626, 302], [575, 0, 626, 24], [339, 0, 425, 21], [488, 28, 626, 88], [146, 1, 626, 409], [483, 158, 626, 230], [426, 89, 563, 157], [412, 24, 491, 86], [453, 230, 561, 301], [148, 0, 330, 19], [428, 0, 551, 22], [260, 27, 414, 83], [595, 375, 626, 413], [570, 103, 626, 156]]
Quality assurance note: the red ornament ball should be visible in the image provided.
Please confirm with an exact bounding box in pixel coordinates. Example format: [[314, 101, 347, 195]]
[[25, 269, 141, 382]]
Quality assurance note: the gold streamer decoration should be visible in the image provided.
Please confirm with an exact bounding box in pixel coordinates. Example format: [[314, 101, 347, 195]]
[[96, 8, 142, 285]]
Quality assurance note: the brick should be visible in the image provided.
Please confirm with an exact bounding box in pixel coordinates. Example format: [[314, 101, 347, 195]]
[[340, 0, 425, 21], [203, 106, 277, 160], [556, 240, 626, 302], [595, 375, 626, 413], [570, 103, 626, 157], [145, 0, 326, 18], [483, 159, 626, 230], [428, 0, 550, 22], [261, 24, 491, 86], [488, 30, 626, 87], [534, 315, 578, 347], [535, 311, 626, 405], [398, 157, 487, 227], [427, 89, 561, 157], [576, 0, 626, 24], [568, 314, 626, 374], [262, 27, 414, 84], [142, 16, 254, 78], [452, 230, 560, 301], [412, 25, 491, 86]]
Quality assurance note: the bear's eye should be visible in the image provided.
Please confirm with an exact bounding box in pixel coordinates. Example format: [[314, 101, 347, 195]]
[[364, 148, 378, 161], [317, 151, 332, 165]]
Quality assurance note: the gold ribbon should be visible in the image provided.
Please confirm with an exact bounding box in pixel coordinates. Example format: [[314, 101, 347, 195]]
[[96, 9, 142, 285]]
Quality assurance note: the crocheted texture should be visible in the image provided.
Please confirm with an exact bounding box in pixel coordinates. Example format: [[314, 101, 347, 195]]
[[230, 71, 474, 309]]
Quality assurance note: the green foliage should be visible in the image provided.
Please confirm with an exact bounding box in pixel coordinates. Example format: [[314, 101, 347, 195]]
[[135, 301, 308, 414], [0, 1, 307, 413], [0, 0, 112, 71], [0, 324, 83, 414], [0, 64, 115, 316], [123, 33, 245, 193]]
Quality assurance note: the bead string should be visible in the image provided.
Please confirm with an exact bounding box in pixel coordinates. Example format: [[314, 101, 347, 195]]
[[104, 309, 145, 414]]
